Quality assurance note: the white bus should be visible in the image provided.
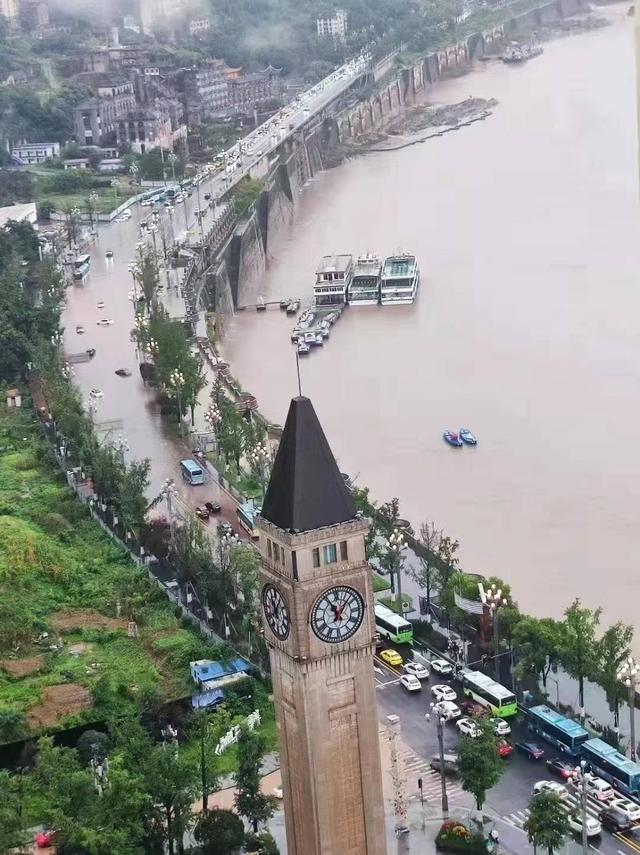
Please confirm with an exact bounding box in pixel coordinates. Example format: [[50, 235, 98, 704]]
[[459, 669, 517, 718], [374, 603, 413, 644]]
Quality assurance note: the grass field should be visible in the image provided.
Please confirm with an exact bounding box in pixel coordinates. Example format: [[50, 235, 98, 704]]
[[0, 404, 224, 746]]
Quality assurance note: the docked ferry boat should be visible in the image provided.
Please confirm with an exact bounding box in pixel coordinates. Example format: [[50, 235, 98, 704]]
[[380, 254, 420, 304], [314, 254, 353, 306], [347, 254, 382, 305]]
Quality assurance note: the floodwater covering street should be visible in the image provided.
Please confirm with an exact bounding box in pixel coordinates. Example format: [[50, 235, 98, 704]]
[[221, 7, 640, 635]]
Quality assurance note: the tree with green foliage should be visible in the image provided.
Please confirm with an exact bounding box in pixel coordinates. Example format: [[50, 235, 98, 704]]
[[595, 621, 634, 730], [457, 718, 503, 811], [524, 790, 569, 854], [132, 244, 160, 313], [0, 769, 28, 853], [559, 599, 601, 718], [193, 807, 245, 854], [512, 616, 562, 690], [191, 709, 221, 814], [234, 727, 277, 833], [76, 730, 111, 767]]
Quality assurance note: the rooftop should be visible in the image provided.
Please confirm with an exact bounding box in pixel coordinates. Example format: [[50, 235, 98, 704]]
[[352, 255, 382, 277], [260, 396, 357, 534], [382, 254, 417, 278], [316, 254, 353, 274]]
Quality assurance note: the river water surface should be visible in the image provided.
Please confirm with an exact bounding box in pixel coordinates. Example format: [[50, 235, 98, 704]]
[[222, 9, 640, 630]]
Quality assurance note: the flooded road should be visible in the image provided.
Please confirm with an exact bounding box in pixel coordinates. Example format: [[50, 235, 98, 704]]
[[222, 9, 640, 630]]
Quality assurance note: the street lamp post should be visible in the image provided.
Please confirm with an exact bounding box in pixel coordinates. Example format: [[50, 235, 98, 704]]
[[387, 527, 406, 612], [617, 656, 638, 761], [428, 706, 449, 819], [572, 761, 589, 855], [169, 369, 185, 435], [87, 190, 99, 235], [483, 584, 509, 681]]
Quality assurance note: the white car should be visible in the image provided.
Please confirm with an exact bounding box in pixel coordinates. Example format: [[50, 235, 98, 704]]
[[456, 718, 480, 738], [431, 684, 457, 703], [610, 797, 640, 822], [568, 813, 601, 838], [273, 785, 283, 799], [140, 198, 154, 207], [430, 659, 454, 677], [583, 774, 614, 802], [533, 780, 568, 800], [432, 700, 461, 721], [403, 662, 429, 681], [89, 388, 104, 399], [400, 674, 422, 693], [490, 717, 511, 737]]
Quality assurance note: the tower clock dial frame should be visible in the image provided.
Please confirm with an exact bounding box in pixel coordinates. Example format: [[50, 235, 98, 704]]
[[262, 583, 290, 641], [310, 584, 365, 643]]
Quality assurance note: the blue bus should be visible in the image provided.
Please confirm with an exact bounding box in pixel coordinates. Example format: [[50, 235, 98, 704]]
[[180, 458, 205, 485], [237, 501, 260, 538], [580, 738, 640, 797], [526, 706, 589, 757]]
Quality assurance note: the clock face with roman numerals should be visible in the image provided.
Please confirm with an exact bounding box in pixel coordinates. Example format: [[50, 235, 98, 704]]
[[262, 584, 290, 641], [310, 585, 365, 644]]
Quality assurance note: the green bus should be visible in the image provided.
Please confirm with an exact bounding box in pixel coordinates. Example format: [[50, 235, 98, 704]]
[[459, 669, 518, 718], [374, 603, 413, 644]]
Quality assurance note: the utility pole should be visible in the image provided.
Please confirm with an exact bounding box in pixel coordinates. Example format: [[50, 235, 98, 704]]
[[572, 761, 588, 855]]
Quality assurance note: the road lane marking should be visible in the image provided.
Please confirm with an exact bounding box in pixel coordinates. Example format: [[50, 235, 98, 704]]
[[614, 833, 640, 854]]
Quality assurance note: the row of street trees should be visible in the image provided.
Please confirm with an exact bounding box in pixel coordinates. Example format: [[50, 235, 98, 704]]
[[0, 697, 279, 855], [354, 488, 636, 739]]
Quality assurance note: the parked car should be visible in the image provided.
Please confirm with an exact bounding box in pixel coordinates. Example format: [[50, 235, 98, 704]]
[[431, 701, 461, 721], [568, 812, 601, 838], [204, 501, 221, 515], [456, 718, 481, 738], [195, 505, 210, 520], [610, 797, 640, 822], [379, 649, 403, 667], [430, 658, 454, 677], [430, 753, 460, 774], [496, 739, 513, 758], [599, 807, 633, 833], [273, 785, 283, 800], [431, 684, 457, 703], [583, 774, 615, 802], [489, 717, 511, 736], [532, 780, 568, 800], [403, 661, 430, 680], [545, 758, 575, 780], [400, 674, 422, 693], [516, 742, 545, 760]]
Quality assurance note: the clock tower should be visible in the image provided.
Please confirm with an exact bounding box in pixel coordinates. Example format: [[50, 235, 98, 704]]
[[257, 396, 386, 855]]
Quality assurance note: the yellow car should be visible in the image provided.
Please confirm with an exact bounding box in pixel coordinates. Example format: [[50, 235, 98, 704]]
[[380, 649, 403, 667]]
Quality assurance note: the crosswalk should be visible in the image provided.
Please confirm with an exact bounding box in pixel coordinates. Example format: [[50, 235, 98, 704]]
[[399, 746, 471, 806], [503, 785, 604, 830]]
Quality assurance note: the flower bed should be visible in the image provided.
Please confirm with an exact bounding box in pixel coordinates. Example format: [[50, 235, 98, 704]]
[[435, 821, 490, 853]]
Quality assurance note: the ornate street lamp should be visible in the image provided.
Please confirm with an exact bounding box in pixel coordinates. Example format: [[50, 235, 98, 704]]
[[386, 527, 406, 611], [617, 656, 638, 761], [483, 584, 509, 679], [169, 369, 185, 434]]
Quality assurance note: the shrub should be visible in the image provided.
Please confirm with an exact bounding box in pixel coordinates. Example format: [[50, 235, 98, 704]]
[[435, 821, 489, 853]]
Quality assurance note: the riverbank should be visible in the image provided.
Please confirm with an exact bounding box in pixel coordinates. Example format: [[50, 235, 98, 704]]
[[220, 4, 640, 648]]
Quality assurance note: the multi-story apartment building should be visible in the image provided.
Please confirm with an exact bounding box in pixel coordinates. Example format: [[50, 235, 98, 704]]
[[10, 141, 60, 164], [228, 66, 282, 111], [182, 59, 231, 120], [316, 8, 347, 38], [74, 81, 137, 146]]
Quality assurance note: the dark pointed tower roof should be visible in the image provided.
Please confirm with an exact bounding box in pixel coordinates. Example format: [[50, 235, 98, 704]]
[[261, 396, 357, 533]]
